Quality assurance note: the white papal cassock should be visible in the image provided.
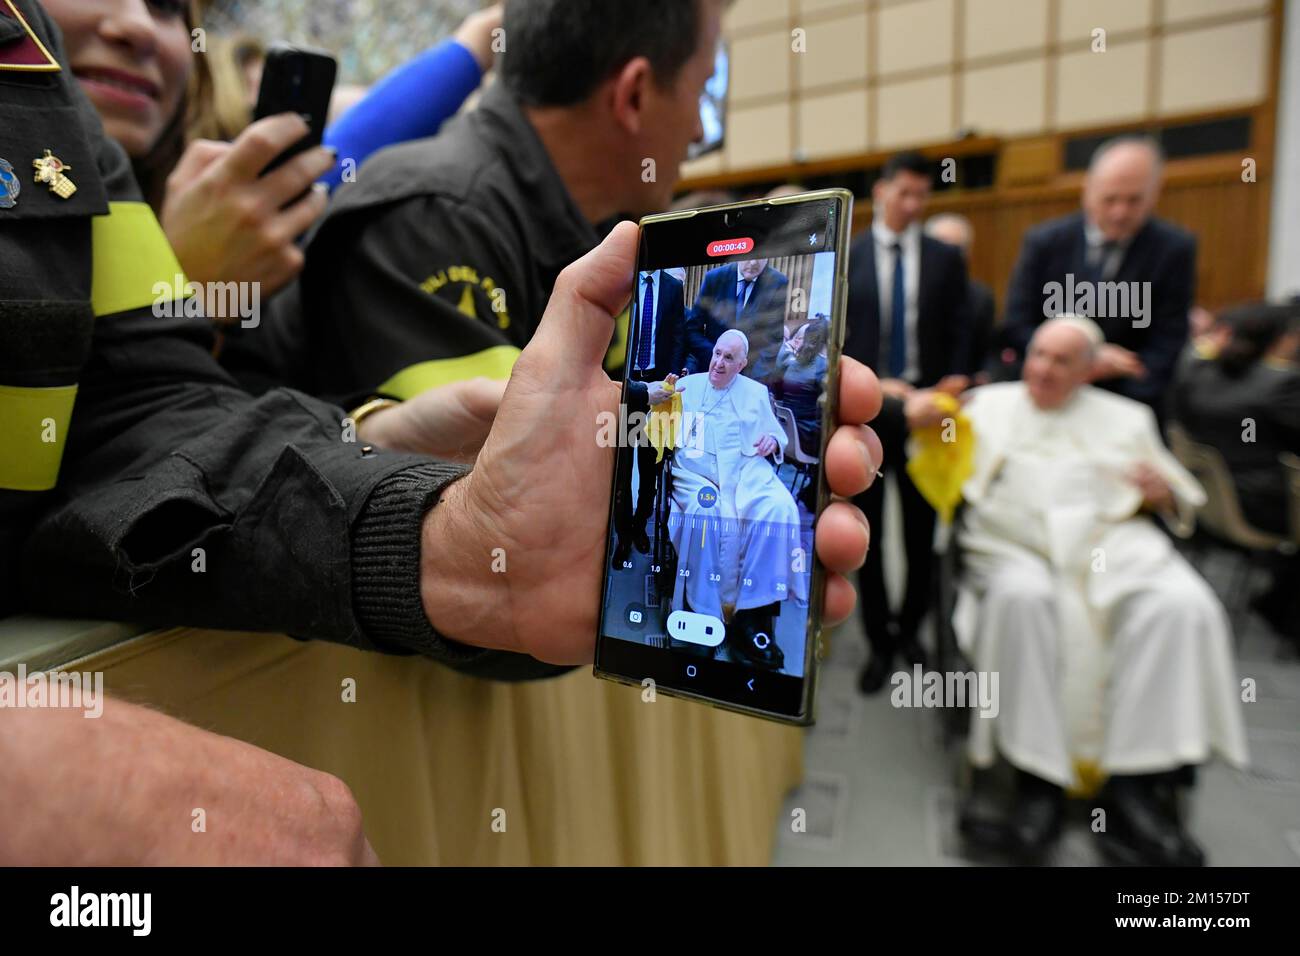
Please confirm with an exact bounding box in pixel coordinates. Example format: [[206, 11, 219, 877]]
[[952, 383, 1249, 789], [669, 373, 806, 619]]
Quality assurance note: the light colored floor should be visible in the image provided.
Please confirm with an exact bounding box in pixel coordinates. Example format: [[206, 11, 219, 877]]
[[771, 497, 1300, 865]]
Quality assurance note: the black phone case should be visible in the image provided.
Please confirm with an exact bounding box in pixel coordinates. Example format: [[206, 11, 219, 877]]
[[253, 44, 337, 175]]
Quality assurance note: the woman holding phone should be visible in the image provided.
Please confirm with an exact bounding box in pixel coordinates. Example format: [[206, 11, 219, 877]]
[[42, 0, 501, 299]]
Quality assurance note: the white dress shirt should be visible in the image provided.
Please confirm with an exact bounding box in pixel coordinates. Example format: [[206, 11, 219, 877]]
[[872, 218, 922, 382]]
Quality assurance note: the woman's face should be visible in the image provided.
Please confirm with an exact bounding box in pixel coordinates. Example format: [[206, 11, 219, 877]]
[[44, 0, 193, 159]]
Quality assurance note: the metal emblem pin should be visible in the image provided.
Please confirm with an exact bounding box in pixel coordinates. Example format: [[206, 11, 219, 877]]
[[0, 157, 19, 208], [33, 149, 76, 199]]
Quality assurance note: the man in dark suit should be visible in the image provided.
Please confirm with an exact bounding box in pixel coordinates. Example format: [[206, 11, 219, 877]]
[[686, 259, 789, 383], [1003, 136, 1196, 411], [844, 152, 973, 694], [613, 269, 688, 565]]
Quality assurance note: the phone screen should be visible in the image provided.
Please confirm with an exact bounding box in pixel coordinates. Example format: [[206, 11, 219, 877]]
[[594, 192, 852, 723]]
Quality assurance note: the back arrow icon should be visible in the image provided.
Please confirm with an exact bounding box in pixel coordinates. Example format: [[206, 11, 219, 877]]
[[746, 678, 755, 691]]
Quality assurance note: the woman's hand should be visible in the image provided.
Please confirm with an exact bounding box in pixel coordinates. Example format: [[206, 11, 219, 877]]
[[160, 113, 336, 307]]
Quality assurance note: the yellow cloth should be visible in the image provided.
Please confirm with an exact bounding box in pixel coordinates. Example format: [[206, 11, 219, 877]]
[[906, 392, 975, 525], [647, 384, 682, 464]]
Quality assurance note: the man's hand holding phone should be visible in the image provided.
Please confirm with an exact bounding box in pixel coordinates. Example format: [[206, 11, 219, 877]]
[[418, 222, 883, 666]]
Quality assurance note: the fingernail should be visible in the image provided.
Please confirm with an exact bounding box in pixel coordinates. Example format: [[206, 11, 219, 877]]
[[859, 440, 875, 476]]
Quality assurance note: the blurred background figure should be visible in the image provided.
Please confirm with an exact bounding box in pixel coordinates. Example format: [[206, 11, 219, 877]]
[[1002, 137, 1196, 415], [926, 212, 998, 383], [776, 315, 830, 510], [844, 152, 972, 694], [1171, 302, 1300, 645]]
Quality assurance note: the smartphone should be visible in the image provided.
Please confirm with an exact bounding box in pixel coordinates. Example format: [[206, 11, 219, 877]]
[[252, 43, 337, 174], [594, 189, 854, 724]]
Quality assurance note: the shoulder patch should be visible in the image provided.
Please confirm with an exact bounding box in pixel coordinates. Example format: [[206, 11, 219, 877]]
[[419, 265, 512, 330], [0, 0, 60, 72]]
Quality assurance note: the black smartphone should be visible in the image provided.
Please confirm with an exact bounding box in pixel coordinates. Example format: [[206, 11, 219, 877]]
[[252, 43, 337, 174], [594, 189, 854, 724]]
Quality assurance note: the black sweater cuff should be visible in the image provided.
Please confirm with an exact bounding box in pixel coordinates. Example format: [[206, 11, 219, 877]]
[[350, 461, 486, 662]]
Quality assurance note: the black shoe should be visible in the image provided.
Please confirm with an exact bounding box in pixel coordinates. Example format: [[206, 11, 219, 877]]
[[857, 652, 892, 695], [1006, 769, 1064, 862], [611, 538, 631, 570], [729, 603, 784, 670], [1099, 774, 1206, 867], [632, 525, 651, 555], [956, 770, 1009, 855]]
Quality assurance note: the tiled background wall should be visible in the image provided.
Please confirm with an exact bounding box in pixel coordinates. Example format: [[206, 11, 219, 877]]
[[685, 0, 1274, 177]]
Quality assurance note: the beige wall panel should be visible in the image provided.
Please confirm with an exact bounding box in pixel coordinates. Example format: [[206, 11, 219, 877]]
[[798, 11, 869, 89], [1158, 18, 1270, 114], [964, 0, 1049, 60], [878, 0, 955, 75], [876, 73, 954, 148], [726, 0, 794, 31], [1055, 40, 1149, 128], [1056, 0, 1153, 43], [726, 102, 794, 168], [681, 151, 727, 179], [798, 0, 867, 15], [962, 58, 1048, 135], [798, 87, 871, 159], [731, 29, 795, 102], [1161, 0, 1268, 25]]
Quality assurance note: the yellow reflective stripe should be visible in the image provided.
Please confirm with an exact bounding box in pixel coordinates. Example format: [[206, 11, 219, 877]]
[[603, 306, 629, 375], [91, 201, 187, 318], [378, 345, 522, 400], [0, 383, 77, 491]]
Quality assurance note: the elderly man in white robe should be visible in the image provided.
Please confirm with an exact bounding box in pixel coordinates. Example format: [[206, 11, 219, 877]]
[[936, 316, 1248, 866], [667, 329, 807, 670]]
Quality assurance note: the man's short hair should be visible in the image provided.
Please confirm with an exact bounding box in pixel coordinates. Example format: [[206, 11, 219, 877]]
[[880, 151, 931, 183], [501, 0, 705, 107]]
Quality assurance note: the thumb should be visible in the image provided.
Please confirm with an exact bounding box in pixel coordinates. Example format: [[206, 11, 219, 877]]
[[525, 220, 638, 372]]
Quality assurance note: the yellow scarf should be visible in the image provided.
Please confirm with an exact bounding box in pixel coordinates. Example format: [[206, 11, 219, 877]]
[[647, 384, 683, 464], [905, 392, 975, 525]]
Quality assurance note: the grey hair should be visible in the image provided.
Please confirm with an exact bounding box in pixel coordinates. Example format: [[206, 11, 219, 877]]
[[1088, 134, 1165, 183]]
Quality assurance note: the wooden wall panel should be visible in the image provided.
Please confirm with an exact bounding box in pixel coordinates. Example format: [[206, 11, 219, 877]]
[[850, 162, 1267, 319]]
